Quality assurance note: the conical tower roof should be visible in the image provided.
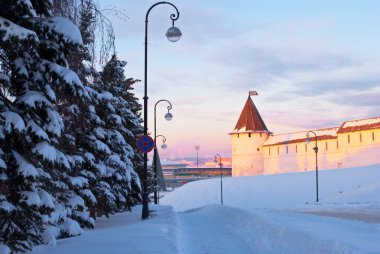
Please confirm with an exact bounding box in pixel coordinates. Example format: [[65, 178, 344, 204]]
[[233, 95, 269, 132]]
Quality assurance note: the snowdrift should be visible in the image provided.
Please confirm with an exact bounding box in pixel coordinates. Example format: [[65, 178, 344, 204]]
[[161, 164, 380, 212]]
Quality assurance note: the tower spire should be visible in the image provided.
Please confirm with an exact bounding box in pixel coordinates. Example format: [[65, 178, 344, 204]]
[[234, 92, 269, 132]]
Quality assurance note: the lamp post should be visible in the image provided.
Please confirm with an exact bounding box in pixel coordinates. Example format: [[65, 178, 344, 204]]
[[153, 100, 172, 204], [214, 154, 223, 206], [195, 146, 200, 178], [306, 131, 319, 202], [154, 131, 169, 204], [156, 135, 168, 150], [142, 2, 182, 220]]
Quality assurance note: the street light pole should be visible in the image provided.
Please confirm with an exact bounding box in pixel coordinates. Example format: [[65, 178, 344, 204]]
[[153, 100, 172, 204], [155, 135, 167, 149], [195, 146, 200, 178], [154, 134, 167, 204], [214, 154, 223, 206], [142, 2, 181, 220], [306, 131, 319, 203]]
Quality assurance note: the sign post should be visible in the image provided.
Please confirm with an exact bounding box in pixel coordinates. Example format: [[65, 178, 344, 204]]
[[137, 135, 154, 219]]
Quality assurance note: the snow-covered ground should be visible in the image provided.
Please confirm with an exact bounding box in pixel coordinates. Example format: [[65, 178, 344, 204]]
[[30, 164, 380, 254]]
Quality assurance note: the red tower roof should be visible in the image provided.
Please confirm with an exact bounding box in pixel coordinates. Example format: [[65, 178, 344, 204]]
[[233, 96, 269, 132]]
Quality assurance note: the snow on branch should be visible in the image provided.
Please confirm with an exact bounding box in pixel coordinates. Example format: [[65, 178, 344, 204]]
[[0, 17, 39, 43], [80, 189, 97, 204], [0, 158, 6, 169], [44, 108, 64, 137], [0, 111, 26, 133], [60, 218, 83, 236], [17, 90, 53, 109], [38, 17, 83, 45], [26, 119, 50, 141], [43, 60, 89, 98], [32, 142, 71, 169], [12, 150, 39, 179], [0, 72, 10, 84], [0, 199, 15, 213], [69, 176, 88, 188], [37, 189, 55, 209], [20, 191, 41, 206]]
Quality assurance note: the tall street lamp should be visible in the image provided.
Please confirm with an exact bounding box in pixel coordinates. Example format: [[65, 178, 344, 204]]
[[153, 100, 172, 204], [195, 145, 200, 178], [156, 135, 168, 150], [195, 145, 200, 168], [306, 131, 319, 202], [214, 154, 223, 206], [154, 130, 170, 204], [142, 2, 182, 220]]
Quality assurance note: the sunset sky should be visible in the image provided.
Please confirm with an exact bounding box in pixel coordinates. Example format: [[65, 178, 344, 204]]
[[99, 0, 380, 160]]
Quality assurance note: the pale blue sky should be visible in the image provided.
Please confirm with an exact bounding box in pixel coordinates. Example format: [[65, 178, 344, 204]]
[[98, 0, 380, 159]]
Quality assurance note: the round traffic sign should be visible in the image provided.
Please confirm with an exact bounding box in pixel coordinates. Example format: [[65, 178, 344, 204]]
[[136, 135, 154, 153]]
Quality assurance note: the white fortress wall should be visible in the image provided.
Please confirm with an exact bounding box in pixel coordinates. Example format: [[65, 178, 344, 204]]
[[261, 128, 380, 174], [230, 95, 380, 177], [337, 129, 380, 168]]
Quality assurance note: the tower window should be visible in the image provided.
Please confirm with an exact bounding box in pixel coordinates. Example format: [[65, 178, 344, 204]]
[[249, 133, 251, 138], [269, 148, 271, 156], [277, 146, 279, 155], [359, 133, 362, 143], [348, 134, 350, 143], [337, 140, 339, 149], [260, 133, 262, 137], [286, 146, 288, 154], [238, 134, 239, 138], [373, 132, 375, 141], [296, 145, 298, 153], [326, 142, 328, 151], [305, 144, 307, 152]]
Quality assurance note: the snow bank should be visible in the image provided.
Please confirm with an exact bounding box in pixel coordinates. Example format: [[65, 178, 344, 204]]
[[31, 206, 178, 254], [161, 164, 380, 212]]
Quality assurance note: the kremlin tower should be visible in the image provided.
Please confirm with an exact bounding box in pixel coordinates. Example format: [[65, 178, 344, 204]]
[[229, 92, 271, 176]]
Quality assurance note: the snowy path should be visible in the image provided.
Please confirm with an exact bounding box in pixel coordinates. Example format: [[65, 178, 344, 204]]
[[177, 205, 380, 254], [177, 207, 252, 254], [30, 204, 380, 254]]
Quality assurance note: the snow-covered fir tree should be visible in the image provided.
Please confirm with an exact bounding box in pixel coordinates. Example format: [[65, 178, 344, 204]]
[[52, 1, 142, 217], [0, 0, 89, 252], [1, 1, 143, 252], [101, 55, 144, 186], [51, 0, 103, 226], [99, 55, 143, 207], [68, 54, 143, 217]]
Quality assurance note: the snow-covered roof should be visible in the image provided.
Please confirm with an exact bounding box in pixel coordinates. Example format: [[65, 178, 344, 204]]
[[337, 117, 380, 133], [263, 127, 339, 147]]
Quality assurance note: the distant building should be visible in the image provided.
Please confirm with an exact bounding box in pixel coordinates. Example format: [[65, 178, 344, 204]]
[[161, 161, 232, 188], [230, 94, 380, 176], [161, 161, 188, 178], [204, 157, 232, 167]]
